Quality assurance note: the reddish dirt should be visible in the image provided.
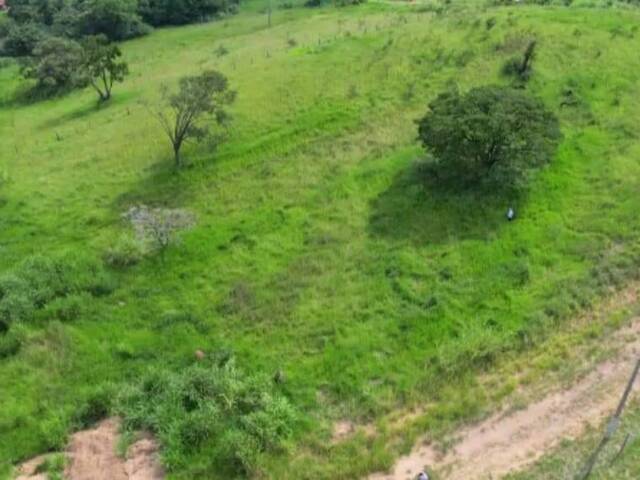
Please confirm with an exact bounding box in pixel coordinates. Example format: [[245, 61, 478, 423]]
[[15, 418, 164, 480]]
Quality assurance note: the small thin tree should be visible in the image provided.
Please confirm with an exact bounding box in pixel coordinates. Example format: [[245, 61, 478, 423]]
[[154, 70, 236, 168], [81, 34, 129, 103]]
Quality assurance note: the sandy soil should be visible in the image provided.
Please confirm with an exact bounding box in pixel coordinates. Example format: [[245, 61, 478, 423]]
[[368, 319, 640, 480], [15, 418, 164, 480]]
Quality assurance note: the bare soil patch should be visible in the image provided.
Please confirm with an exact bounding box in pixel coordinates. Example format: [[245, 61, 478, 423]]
[[15, 418, 164, 480]]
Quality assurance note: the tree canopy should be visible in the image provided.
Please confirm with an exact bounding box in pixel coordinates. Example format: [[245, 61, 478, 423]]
[[155, 70, 236, 167], [81, 34, 129, 102], [417, 85, 561, 190]]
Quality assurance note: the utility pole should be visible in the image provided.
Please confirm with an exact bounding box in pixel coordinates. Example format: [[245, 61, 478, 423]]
[[577, 358, 640, 480]]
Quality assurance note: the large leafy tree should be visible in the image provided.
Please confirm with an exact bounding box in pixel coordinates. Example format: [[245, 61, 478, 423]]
[[154, 70, 236, 168], [73, 0, 150, 41], [81, 34, 129, 102], [21, 36, 84, 93], [417, 85, 561, 189]]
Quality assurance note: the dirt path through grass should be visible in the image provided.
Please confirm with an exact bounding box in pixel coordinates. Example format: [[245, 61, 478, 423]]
[[369, 316, 640, 480]]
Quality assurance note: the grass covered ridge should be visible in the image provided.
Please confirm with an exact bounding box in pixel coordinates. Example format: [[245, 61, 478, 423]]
[[2, 0, 640, 478]]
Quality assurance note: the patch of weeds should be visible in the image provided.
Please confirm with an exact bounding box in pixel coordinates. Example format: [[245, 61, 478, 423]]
[[217, 281, 257, 319], [499, 260, 530, 287], [0, 254, 115, 332], [214, 44, 229, 57], [455, 49, 476, 67], [156, 309, 210, 333], [495, 30, 536, 54], [346, 84, 359, 99], [116, 359, 296, 476], [0, 323, 27, 359], [38, 292, 92, 323], [38, 413, 70, 451], [103, 234, 144, 269], [34, 454, 66, 480], [74, 384, 116, 428], [401, 82, 416, 102]]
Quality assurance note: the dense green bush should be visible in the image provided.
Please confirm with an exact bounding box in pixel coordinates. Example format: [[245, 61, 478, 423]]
[[103, 234, 144, 268], [2, 0, 238, 52], [73, 0, 151, 41], [0, 323, 27, 358], [138, 0, 239, 27], [0, 21, 45, 57], [116, 360, 296, 476], [5, 0, 150, 41], [0, 253, 114, 332], [417, 85, 562, 190], [74, 384, 116, 428], [20, 36, 85, 94]]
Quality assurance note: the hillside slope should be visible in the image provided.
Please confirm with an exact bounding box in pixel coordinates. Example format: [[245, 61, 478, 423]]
[[2, 1, 640, 478]]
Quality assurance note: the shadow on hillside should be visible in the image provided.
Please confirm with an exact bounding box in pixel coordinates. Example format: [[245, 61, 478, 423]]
[[38, 102, 103, 130], [112, 157, 201, 211], [368, 162, 515, 244], [0, 80, 82, 109], [38, 93, 137, 131]]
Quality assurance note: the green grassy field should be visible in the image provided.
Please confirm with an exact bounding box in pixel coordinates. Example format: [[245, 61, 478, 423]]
[[2, 0, 640, 478]]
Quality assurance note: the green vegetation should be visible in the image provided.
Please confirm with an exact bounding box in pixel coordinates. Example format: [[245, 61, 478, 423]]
[[2, 0, 640, 478], [33, 453, 66, 480], [154, 69, 235, 167], [416, 85, 561, 190], [509, 401, 640, 480], [81, 35, 130, 103], [116, 359, 295, 476]]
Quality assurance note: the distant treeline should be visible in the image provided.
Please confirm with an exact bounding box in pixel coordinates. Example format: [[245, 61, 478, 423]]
[[0, 0, 240, 57]]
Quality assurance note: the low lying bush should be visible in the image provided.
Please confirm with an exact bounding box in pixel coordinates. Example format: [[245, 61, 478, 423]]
[[116, 359, 296, 476], [103, 234, 144, 269], [0, 253, 115, 332], [0, 323, 27, 359]]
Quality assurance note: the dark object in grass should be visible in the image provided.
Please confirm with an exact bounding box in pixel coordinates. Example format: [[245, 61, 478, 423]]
[[502, 39, 536, 83], [506, 207, 516, 221]]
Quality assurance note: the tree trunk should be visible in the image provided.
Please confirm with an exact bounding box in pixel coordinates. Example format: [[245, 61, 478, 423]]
[[173, 142, 183, 168]]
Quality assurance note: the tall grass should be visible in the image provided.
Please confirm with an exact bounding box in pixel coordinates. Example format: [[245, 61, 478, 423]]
[[2, 1, 640, 477]]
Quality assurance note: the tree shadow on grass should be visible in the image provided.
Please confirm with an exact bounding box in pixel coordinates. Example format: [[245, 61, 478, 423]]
[[368, 162, 518, 245], [37, 91, 139, 131], [112, 156, 200, 211]]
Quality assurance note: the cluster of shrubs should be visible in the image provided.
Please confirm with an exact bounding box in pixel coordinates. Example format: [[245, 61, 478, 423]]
[[0, 254, 115, 357], [1, 0, 240, 49], [0, 0, 239, 94], [116, 358, 295, 476]]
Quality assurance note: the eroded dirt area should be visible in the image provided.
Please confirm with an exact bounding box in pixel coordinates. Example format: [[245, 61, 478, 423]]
[[368, 318, 640, 480], [15, 418, 164, 480]]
